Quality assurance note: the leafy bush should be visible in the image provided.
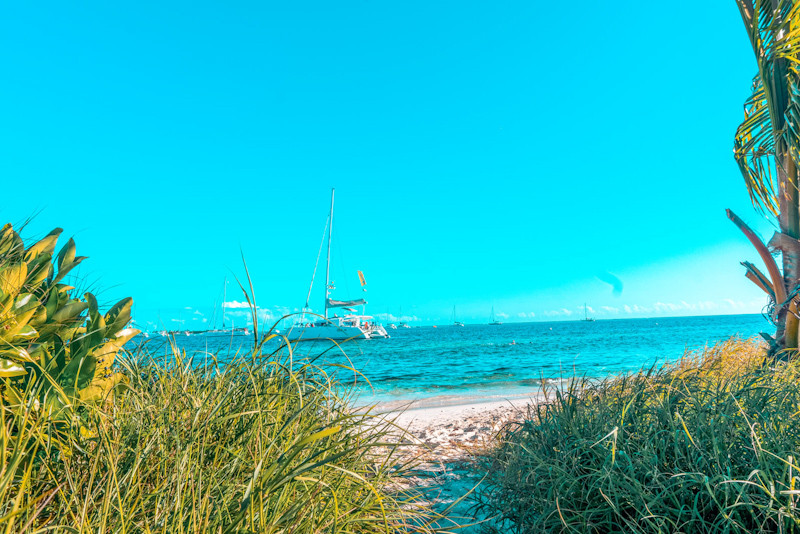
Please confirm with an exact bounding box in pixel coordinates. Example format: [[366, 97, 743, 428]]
[[476, 338, 800, 533], [0, 223, 137, 449]]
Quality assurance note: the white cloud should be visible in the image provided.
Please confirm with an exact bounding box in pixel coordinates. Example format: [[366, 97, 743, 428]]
[[224, 300, 252, 309], [601, 306, 619, 313], [653, 302, 680, 313], [698, 300, 719, 311], [724, 298, 747, 309], [543, 309, 573, 317]]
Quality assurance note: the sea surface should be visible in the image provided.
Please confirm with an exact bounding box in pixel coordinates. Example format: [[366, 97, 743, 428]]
[[141, 314, 770, 407]]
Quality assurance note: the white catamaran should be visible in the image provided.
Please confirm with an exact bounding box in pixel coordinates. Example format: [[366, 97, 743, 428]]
[[286, 189, 389, 341]]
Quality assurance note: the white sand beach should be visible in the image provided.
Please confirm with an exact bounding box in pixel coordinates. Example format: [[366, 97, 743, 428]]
[[388, 396, 537, 460], [375, 394, 542, 531]]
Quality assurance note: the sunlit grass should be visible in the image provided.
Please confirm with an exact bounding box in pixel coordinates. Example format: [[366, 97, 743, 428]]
[[1, 336, 438, 533], [475, 337, 800, 533]]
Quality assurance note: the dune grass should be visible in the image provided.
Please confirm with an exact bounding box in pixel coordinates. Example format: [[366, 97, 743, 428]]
[[0, 336, 438, 533], [475, 337, 800, 533]]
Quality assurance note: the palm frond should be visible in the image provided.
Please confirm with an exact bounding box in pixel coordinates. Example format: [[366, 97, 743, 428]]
[[734, 0, 800, 215], [735, 76, 780, 215]]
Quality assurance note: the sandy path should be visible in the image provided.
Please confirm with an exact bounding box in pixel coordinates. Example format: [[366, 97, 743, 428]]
[[373, 394, 542, 532]]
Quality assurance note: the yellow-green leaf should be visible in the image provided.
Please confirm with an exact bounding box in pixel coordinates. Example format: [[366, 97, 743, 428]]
[[0, 358, 26, 377], [0, 262, 27, 296]]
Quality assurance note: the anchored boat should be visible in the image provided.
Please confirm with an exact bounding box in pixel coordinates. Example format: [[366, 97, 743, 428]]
[[489, 306, 503, 325], [286, 189, 389, 341], [452, 306, 464, 327]]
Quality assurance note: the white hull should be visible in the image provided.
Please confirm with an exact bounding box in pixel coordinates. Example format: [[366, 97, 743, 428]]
[[285, 325, 368, 341], [285, 318, 389, 341]]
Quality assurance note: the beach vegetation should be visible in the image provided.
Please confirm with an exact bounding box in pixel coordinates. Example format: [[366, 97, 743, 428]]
[[475, 338, 800, 533], [0, 223, 137, 451], [730, 0, 800, 357], [0, 224, 437, 533], [1, 338, 436, 532]]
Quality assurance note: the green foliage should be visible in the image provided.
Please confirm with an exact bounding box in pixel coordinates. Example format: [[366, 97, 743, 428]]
[[0, 223, 137, 443], [733, 0, 800, 216], [0, 339, 437, 533], [475, 338, 800, 533]]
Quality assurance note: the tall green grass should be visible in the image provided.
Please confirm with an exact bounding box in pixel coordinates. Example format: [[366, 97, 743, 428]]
[[475, 338, 800, 533], [1, 337, 437, 533]]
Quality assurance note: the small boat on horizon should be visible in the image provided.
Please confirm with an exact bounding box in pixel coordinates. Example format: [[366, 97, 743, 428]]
[[489, 306, 503, 325], [582, 303, 596, 322], [452, 306, 464, 327]]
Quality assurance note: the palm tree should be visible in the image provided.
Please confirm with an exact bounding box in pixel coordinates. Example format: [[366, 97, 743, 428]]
[[731, 0, 800, 357]]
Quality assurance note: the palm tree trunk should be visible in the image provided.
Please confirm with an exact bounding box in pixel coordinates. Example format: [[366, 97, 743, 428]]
[[779, 155, 800, 353]]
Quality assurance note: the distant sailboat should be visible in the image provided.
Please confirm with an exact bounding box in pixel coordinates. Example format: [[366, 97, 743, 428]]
[[201, 278, 240, 336], [397, 305, 411, 328], [582, 303, 596, 322], [452, 306, 465, 327], [489, 306, 503, 325]]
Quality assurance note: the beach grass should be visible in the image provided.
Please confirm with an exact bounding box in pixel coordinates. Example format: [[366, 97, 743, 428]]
[[0, 336, 438, 533], [474, 337, 800, 533]]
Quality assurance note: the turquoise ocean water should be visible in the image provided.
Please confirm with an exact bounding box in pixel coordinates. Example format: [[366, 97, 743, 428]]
[[145, 314, 769, 407]]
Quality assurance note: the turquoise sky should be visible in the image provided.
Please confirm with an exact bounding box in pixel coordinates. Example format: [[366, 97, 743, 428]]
[[0, 1, 778, 329]]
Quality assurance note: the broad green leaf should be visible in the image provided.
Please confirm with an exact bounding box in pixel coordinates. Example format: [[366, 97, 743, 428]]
[[0, 346, 35, 363], [51, 300, 88, 324], [53, 256, 87, 284], [104, 297, 133, 336], [10, 324, 37, 341], [0, 262, 27, 297], [0, 358, 26, 377], [56, 284, 74, 293], [84, 292, 106, 348], [44, 286, 60, 320], [85, 292, 98, 314], [26, 259, 52, 286], [0, 225, 23, 257], [58, 354, 96, 390], [14, 293, 35, 311], [56, 237, 76, 271], [25, 228, 62, 260], [0, 310, 38, 342], [113, 327, 140, 347]]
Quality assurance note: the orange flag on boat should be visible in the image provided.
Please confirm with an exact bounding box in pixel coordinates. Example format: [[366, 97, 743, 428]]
[[357, 270, 367, 290]]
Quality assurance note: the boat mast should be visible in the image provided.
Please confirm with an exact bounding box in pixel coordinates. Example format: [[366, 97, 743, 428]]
[[222, 278, 227, 328], [325, 188, 335, 319]]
